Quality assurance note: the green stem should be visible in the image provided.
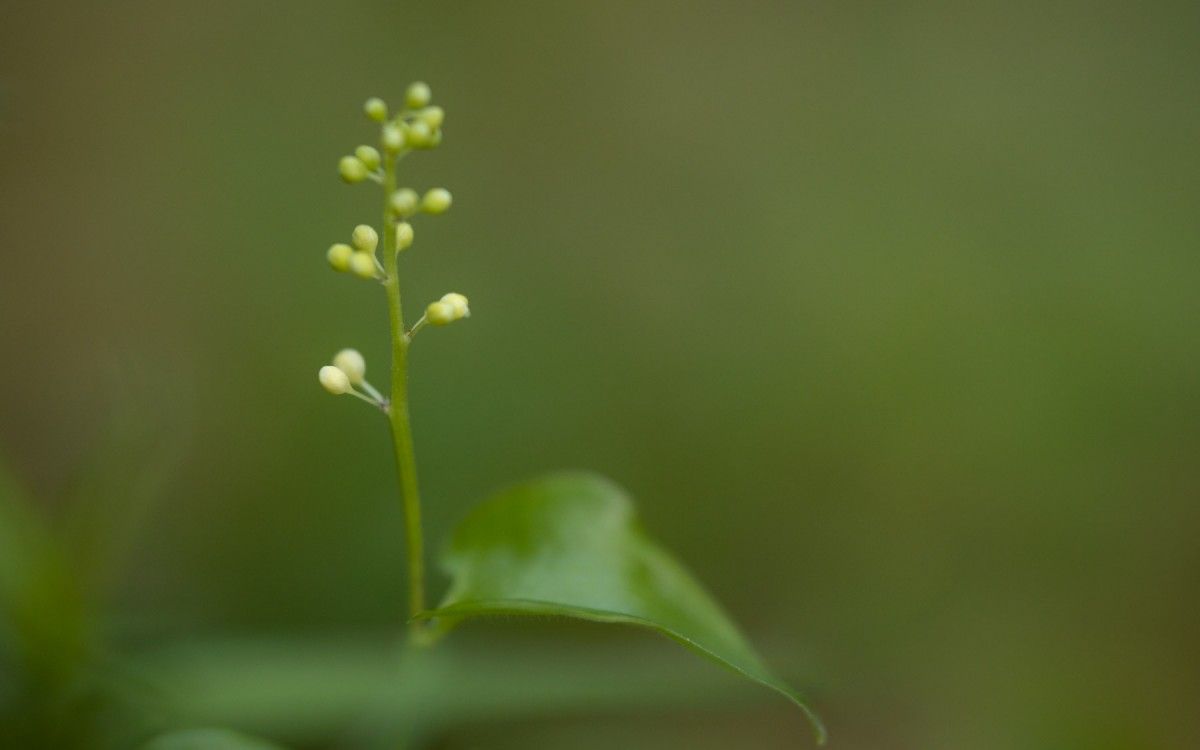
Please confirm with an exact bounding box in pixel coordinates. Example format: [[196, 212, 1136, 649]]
[[381, 152, 428, 642]]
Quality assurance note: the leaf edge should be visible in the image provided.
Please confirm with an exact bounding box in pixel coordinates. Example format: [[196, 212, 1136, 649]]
[[415, 597, 827, 744]]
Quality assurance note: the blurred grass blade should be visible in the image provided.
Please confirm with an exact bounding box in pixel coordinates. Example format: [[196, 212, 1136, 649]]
[[0, 459, 96, 747], [0, 458, 88, 666], [140, 634, 782, 748], [141, 728, 287, 749], [0, 459, 41, 625], [419, 471, 826, 743]]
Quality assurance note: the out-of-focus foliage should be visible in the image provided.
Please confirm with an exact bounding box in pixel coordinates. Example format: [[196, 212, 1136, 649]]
[[2, 1, 1198, 748], [0, 461, 126, 749], [142, 729, 285, 750]]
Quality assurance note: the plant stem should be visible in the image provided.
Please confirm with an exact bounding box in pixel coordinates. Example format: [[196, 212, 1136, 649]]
[[381, 153, 428, 642]]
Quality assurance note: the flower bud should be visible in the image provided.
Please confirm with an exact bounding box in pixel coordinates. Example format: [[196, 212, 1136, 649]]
[[421, 188, 452, 214], [351, 224, 378, 252], [326, 243, 353, 271], [395, 221, 414, 250], [364, 97, 388, 122], [319, 365, 352, 395], [382, 123, 405, 152], [339, 155, 368, 183], [406, 120, 432, 148], [349, 252, 377, 279], [418, 106, 444, 129], [425, 301, 456, 326], [390, 188, 419, 217], [405, 81, 432, 109], [354, 145, 381, 171], [426, 292, 469, 326], [332, 348, 366, 384], [440, 292, 470, 319]]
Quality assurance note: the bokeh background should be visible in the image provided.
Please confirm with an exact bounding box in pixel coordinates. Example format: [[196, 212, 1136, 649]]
[[2, 1, 1198, 748]]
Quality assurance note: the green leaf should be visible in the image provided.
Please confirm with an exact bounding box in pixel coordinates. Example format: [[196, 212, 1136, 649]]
[[141, 728, 286, 750], [420, 471, 825, 743]]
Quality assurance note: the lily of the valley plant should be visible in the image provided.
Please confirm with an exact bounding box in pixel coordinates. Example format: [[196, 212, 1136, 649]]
[[316, 82, 825, 743]]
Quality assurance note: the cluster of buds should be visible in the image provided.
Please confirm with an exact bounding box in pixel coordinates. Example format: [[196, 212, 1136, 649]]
[[338, 81, 448, 183], [327, 224, 382, 279], [328, 82, 453, 281], [319, 83, 470, 408], [404, 290, 470, 338], [319, 349, 387, 409], [426, 292, 470, 326]]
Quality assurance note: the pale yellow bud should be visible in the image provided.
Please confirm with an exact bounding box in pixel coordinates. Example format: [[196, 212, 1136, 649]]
[[390, 188, 419, 217], [425, 301, 456, 326], [319, 365, 352, 395], [382, 123, 405, 152], [364, 97, 388, 122], [354, 145, 381, 170], [405, 81, 432, 109], [407, 120, 432, 147], [349, 252, 377, 279], [339, 155, 368, 183], [421, 188, 452, 214], [395, 221, 414, 250], [351, 224, 378, 252], [326, 243, 353, 271], [332, 348, 366, 384], [440, 292, 470, 319], [418, 106, 444, 129], [426, 292, 469, 326]]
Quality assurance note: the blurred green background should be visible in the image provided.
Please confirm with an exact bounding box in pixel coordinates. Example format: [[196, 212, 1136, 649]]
[[2, 1, 1198, 748]]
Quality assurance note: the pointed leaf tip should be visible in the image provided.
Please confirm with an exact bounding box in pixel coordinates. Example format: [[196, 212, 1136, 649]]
[[421, 471, 825, 742]]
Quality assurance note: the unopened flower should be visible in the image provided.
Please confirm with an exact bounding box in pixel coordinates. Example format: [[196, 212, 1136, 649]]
[[332, 348, 366, 384], [382, 123, 405, 152], [349, 252, 377, 279], [407, 120, 433, 148], [421, 188, 452, 214], [390, 188, 419, 217], [339, 155, 368, 183], [352, 224, 379, 252], [355, 145, 381, 171], [395, 221, 414, 250], [426, 292, 469, 326], [327, 243, 353, 271], [418, 106, 444, 129], [318, 365, 352, 395], [425, 301, 455, 326], [363, 97, 388, 122], [405, 81, 432, 109], [440, 292, 469, 319]]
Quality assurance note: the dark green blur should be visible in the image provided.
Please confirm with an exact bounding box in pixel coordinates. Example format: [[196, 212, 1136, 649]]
[[1, 1, 1197, 748]]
